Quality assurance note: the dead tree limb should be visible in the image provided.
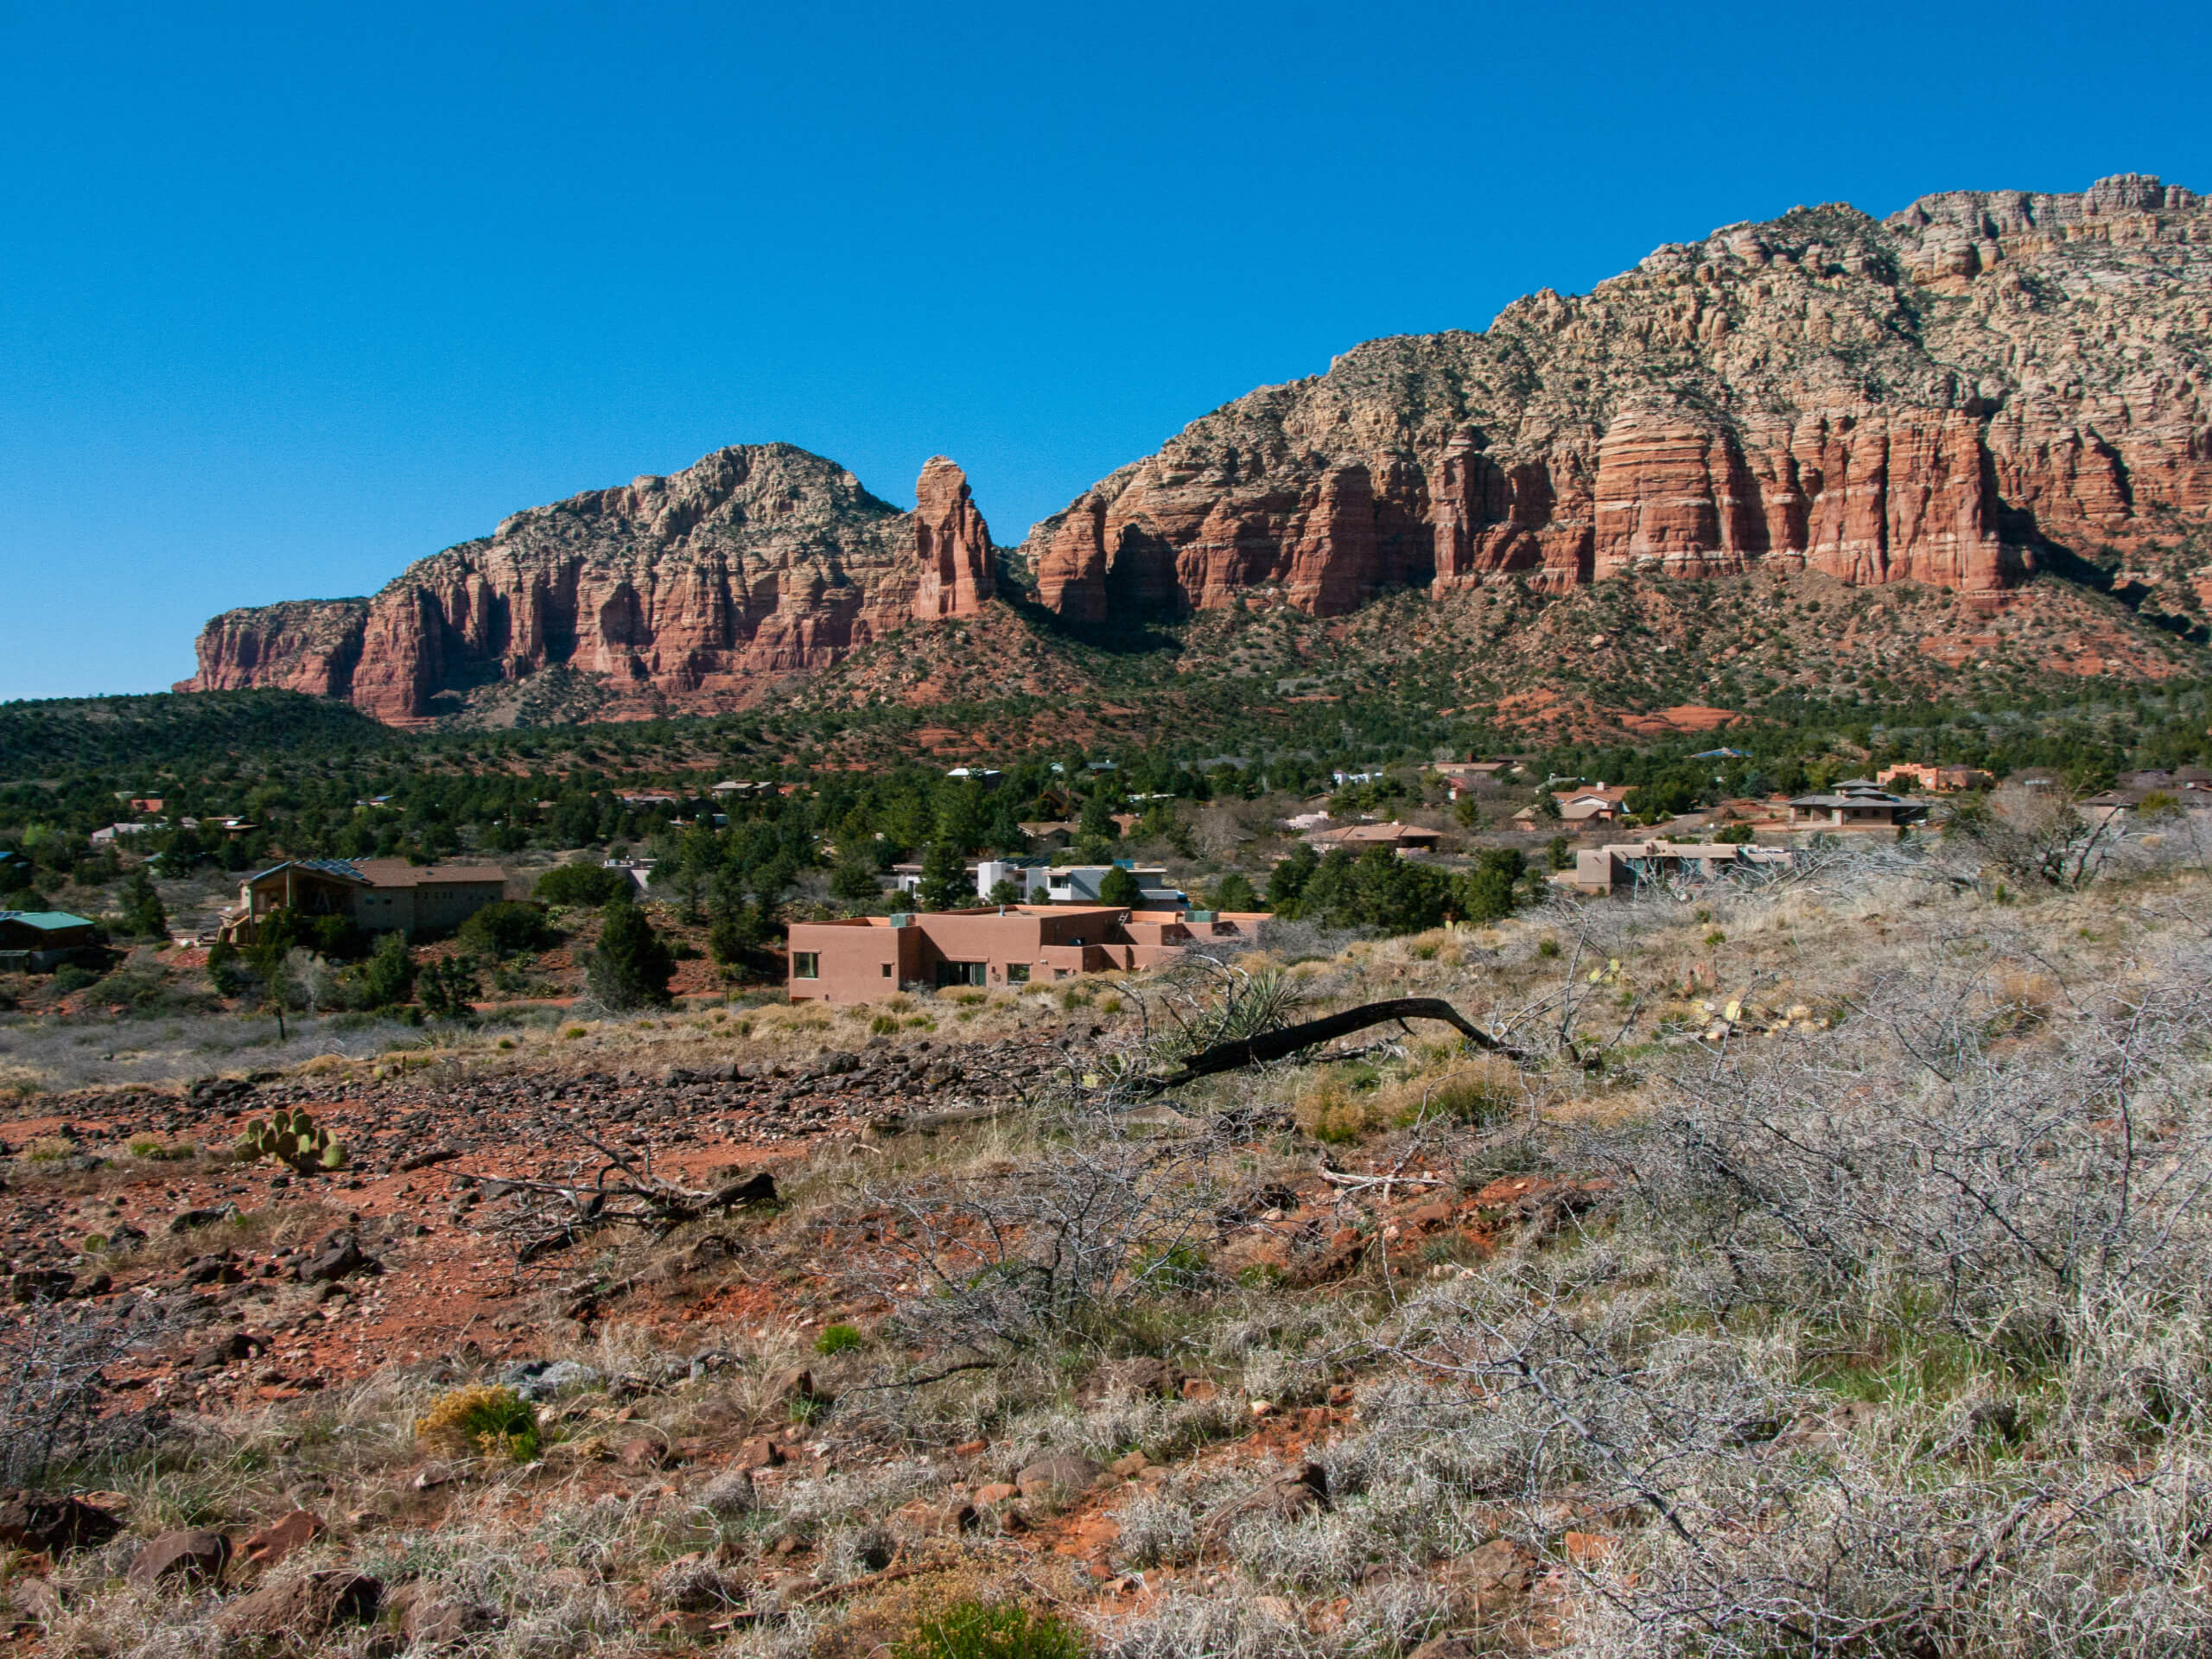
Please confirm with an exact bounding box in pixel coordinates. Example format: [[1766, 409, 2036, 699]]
[[484, 1135, 780, 1264], [1144, 996, 1524, 1092]]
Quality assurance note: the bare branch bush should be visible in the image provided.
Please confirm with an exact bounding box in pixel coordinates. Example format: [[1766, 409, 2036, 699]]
[[1297, 914, 2212, 1656], [873, 1120, 1230, 1356], [0, 1295, 174, 1486]]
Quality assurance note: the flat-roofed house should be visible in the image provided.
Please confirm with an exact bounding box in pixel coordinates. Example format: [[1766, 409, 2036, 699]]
[[1565, 842, 1795, 896], [219, 859, 510, 943], [0, 910, 100, 971], [1878, 764, 1996, 793], [787, 906, 1268, 1005]]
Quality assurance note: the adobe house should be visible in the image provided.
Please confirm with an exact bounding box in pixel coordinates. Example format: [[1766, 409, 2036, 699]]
[[788, 906, 1268, 1005], [219, 858, 509, 944], [0, 910, 101, 972], [1877, 764, 1995, 793]]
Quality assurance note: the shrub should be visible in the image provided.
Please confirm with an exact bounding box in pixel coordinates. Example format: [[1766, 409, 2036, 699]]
[[458, 900, 552, 958], [895, 1601, 1085, 1659], [48, 963, 97, 995], [355, 931, 414, 1007], [415, 1385, 539, 1461], [534, 862, 630, 908], [815, 1323, 864, 1356]]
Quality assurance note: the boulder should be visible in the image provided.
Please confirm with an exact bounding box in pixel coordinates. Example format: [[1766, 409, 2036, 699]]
[[385, 1580, 496, 1649], [213, 1570, 381, 1641], [303, 1231, 374, 1284], [0, 1491, 123, 1554], [1014, 1456, 1100, 1499], [127, 1529, 230, 1589]]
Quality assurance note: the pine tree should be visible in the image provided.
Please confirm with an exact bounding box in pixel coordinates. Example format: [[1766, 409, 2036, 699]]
[[588, 902, 676, 1009], [916, 842, 969, 912]]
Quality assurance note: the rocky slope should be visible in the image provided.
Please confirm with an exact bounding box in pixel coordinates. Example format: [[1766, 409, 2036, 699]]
[[1030, 174, 2211, 619], [179, 447, 996, 724], [183, 175, 2211, 726]]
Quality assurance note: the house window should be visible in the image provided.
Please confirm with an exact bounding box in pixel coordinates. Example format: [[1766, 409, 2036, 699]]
[[880, 963, 893, 977], [792, 952, 820, 979], [1007, 963, 1030, 983], [935, 961, 986, 988]]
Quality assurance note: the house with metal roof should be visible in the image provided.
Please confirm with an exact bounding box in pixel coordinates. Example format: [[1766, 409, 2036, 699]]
[[0, 910, 101, 972], [1786, 784, 1919, 828]]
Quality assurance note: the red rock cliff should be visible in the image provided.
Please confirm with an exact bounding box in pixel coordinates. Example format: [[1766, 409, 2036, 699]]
[[1024, 174, 2209, 618], [180, 448, 1000, 724]]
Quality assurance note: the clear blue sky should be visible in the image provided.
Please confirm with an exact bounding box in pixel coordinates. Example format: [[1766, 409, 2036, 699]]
[[3, 0, 2207, 701]]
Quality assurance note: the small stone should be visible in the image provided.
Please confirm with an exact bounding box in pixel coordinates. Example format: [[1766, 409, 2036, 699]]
[[617, 1436, 667, 1471], [1179, 1377, 1218, 1402], [974, 1482, 1019, 1505], [734, 1436, 784, 1471], [1109, 1451, 1151, 1478], [952, 1440, 987, 1458], [237, 1508, 324, 1572]]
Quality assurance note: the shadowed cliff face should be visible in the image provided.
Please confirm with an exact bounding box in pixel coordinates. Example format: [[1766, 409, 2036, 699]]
[[1030, 174, 2210, 619], [179, 447, 995, 724], [183, 176, 2211, 724]]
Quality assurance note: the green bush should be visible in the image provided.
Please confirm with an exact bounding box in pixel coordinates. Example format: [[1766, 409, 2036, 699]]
[[896, 1602, 1085, 1659], [814, 1323, 864, 1356], [353, 931, 415, 1008], [415, 1385, 539, 1461], [587, 902, 675, 1010], [49, 963, 98, 995], [458, 900, 553, 958], [534, 863, 631, 908]]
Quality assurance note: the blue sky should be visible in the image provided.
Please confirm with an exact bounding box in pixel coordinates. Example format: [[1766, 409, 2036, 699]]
[[3, 0, 2208, 700]]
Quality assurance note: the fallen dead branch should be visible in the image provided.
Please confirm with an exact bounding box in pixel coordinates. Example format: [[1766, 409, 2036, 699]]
[[1144, 996, 1523, 1091], [480, 1132, 779, 1263]]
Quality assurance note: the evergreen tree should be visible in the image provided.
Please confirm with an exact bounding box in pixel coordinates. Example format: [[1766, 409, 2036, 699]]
[[1096, 865, 1142, 908], [916, 841, 970, 912], [122, 866, 167, 939], [1208, 872, 1260, 912], [588, 902, 676, 1009]]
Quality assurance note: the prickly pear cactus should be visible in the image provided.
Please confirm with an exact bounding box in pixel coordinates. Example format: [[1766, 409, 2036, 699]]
[[234, 1108, 347, 1174]]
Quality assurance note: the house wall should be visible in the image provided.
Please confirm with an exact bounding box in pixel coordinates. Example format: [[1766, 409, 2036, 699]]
[[789, 907, 1130, 1003]]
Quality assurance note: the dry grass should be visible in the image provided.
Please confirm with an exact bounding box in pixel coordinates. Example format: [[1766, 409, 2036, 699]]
[[15, 847, 2212, 1656]]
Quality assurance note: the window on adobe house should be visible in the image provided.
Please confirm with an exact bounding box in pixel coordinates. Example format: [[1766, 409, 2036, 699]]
[[792, 952, 819, 979], [934, 961, 986, 988], [1007, 963, 1030, 983], [880, 963, 893, 977]]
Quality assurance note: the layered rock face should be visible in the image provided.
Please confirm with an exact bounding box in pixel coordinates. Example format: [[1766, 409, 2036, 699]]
[[1027, 174, 2210, 617], [181, 449, 994, 723], [911, 455, 995, 619]]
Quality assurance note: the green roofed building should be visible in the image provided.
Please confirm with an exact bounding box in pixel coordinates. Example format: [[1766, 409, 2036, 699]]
[[0, 910, 100, 972]]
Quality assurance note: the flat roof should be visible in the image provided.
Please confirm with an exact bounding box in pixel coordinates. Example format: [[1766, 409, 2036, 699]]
[[0, 910, 97, 931]]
